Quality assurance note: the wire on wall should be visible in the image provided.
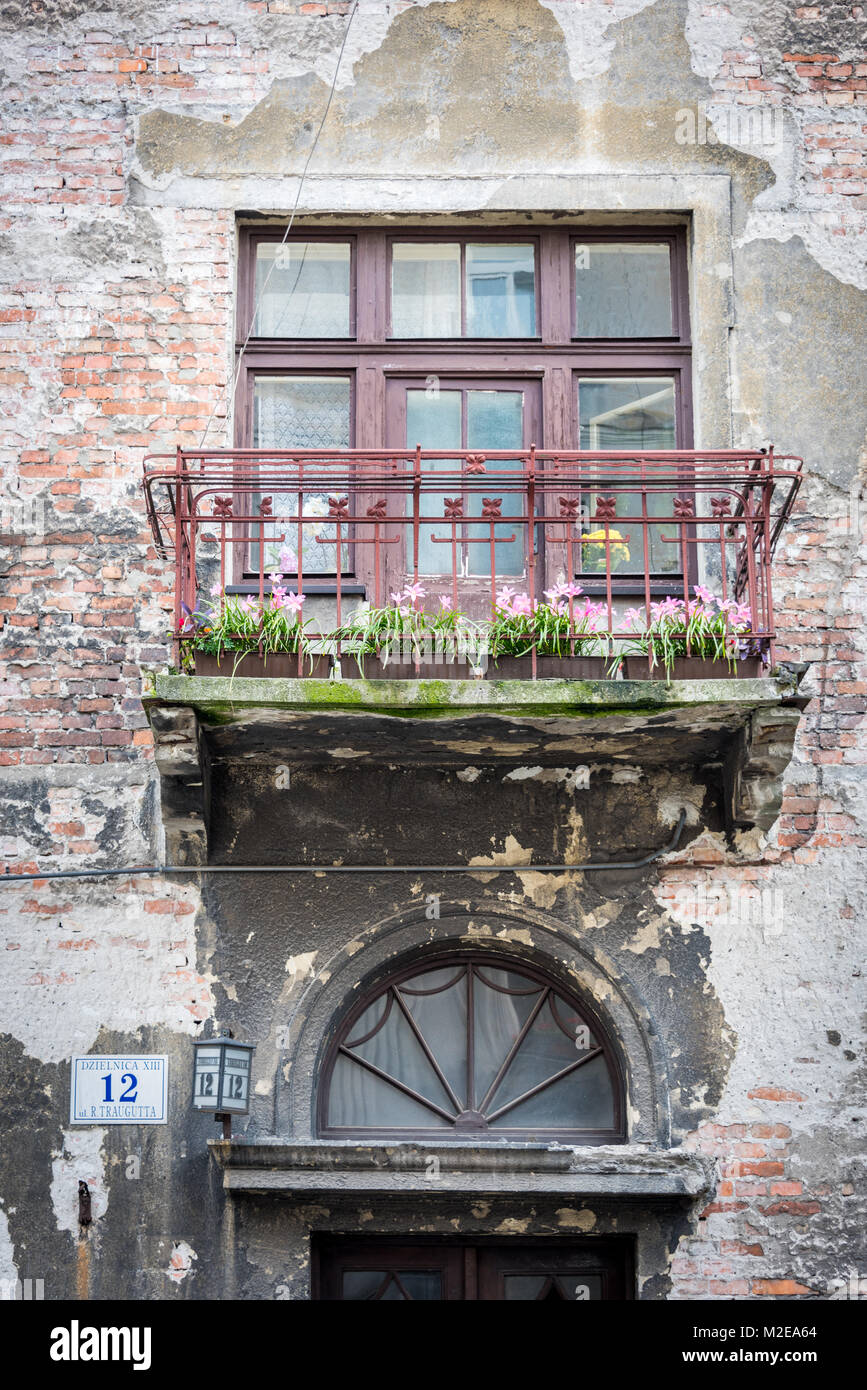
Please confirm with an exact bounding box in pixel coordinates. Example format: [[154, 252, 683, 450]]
[[198, 0, 360, 450]]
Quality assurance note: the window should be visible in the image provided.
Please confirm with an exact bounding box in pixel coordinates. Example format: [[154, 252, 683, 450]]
[[236, 224, 691, 592], [252, 238, 353, 337], [319, 954, 624, 1142], [390, 238, 537, 338], [577, 374, 680, 578], [573, 238, 675, 338]]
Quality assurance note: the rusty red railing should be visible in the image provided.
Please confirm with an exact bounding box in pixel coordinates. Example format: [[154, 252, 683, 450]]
[[142, 448, 802, 675]]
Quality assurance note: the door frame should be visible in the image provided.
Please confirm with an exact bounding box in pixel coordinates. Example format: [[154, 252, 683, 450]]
[[312, 1234, 635, 1301]]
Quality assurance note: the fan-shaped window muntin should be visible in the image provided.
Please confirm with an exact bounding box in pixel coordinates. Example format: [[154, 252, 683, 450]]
[[320, 955, 625, 1141]]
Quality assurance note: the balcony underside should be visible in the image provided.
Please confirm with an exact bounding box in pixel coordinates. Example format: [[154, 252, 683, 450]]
[[143, 672, 803, 863]]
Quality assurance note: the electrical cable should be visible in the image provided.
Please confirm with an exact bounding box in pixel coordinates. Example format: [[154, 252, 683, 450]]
[[198, 0, 359, 450], [2, 810, 686, 882]]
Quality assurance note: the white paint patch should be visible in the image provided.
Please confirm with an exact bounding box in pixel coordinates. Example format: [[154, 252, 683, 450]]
[[50, 1129, 108, 1234], [285, 951, 318, 981], [0, 1205, 17, 1287], [327, 747, 368, 759], [540, 0, 660, 85], [167, 1240, 197, 1285], [0, 889, 213, 1063], [457, 767, 482, 782], [659, 796, 701, 828], [502, 765, 590, 791]]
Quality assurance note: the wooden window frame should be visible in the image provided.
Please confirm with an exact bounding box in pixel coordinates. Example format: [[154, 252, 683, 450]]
[[235, 223, 692, 594], [317, 951, 626, 1145]]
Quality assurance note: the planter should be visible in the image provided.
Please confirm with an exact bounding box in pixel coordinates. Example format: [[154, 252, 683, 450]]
[[621, 655, 764, 681], [333, 655, 484, 680], [488, 655, 608, 680], [193, 651, 331, 679]]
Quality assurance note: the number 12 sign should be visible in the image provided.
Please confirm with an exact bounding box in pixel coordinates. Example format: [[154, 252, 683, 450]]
[[70, 1056, 168, 1124]]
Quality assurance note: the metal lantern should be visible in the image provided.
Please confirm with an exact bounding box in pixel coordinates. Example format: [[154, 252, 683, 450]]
[[192, 1030, 256, 1137]]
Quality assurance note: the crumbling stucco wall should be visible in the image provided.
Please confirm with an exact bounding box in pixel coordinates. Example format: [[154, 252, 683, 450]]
[[0, 0, 864, 1300]]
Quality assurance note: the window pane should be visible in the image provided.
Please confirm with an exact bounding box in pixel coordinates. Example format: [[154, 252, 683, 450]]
[[473, 970, 545, 1105], [489, 1053, 615, 1130], [349, 991, 455, 1113], [391, 243, 460, 337], [575, 242, 672, 337], [577, 377, 678, 575], [503, 1275, 602, 1300], [253, 375, 350, 573], [490, 999, 598, 1112], [254, 242, 351, 337], [342, 1271, 443, 1301], [466, 390, 524, 575], [578, 377, 675, 452], [329, 1055, 451, 1129], [466, 244, 536, 336], [406, 389, 461, 573], [400, 969, 468, 1108]]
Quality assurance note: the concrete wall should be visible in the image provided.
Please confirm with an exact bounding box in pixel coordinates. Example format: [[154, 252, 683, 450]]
[[0, 0, 865, 1300]]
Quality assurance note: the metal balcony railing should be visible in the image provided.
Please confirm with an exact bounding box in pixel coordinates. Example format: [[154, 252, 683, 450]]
[[142, 447, 802, 676]]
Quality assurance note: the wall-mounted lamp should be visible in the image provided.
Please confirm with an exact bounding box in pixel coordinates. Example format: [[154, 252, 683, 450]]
[[192, 1029, 256, 1140]]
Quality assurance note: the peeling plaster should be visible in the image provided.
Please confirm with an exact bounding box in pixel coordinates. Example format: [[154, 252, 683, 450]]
[[166, 1240, 197, 1284], [0, 1205, 16, 1289], [0, 893, 214, 1063], [539, 0, 660, 84], [50, 1129, 108, 1235], [555, 1206, 596, 1230], [285, 951, 318, 982]]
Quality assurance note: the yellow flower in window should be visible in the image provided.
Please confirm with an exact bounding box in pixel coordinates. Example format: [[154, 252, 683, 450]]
[[579, 528, 631, 572]]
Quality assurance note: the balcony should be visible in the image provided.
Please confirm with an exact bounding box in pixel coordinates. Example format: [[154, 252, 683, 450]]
[[141, 448, 806, 861]]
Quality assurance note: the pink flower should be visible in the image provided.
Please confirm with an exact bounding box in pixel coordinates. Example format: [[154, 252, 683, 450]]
[[279, 545, 297, 573], [209, 583, 222, 599], [624, 606, 645, 628], [693, 584, 716, 606], [281, 592, 306, 616], [511, 593, 534, 616], [238, 597, 259, 617], [403, 581, 426, 607], [496, 585, 516, 608], [651, 596, 685, 623], [559, 581, 583, 600], [439, 595, 454, 610]]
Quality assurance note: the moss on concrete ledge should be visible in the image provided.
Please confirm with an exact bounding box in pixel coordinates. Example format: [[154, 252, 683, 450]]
[[144, 671, 787, 722]]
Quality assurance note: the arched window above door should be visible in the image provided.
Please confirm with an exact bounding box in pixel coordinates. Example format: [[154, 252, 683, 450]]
[[320, 954, 624, 1143]]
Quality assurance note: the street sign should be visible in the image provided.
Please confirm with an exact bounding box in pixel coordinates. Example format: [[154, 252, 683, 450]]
[[69, 1056, 168, 1125]]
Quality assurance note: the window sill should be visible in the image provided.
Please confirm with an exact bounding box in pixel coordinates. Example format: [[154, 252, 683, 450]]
[[210, 1140, 714, 1201]]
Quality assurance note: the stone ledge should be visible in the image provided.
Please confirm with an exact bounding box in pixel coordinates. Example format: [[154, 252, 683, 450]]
[[210, 1140, 714, 1200], [146, 671, 790, 717]]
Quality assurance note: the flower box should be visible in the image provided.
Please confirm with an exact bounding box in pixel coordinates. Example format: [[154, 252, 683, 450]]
[[488, 655, 608, 680], [332, 655, 483, 681], [193, 651, 331, 679], [621, 655, 764, 681]]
